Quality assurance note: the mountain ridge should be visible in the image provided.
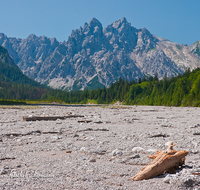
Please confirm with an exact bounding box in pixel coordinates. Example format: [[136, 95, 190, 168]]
[[0, 45, 46, 87], [0, 18, 200, 90]]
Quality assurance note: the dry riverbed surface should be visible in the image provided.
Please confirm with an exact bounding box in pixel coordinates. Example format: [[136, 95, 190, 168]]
[[0, 105, 200, 190]]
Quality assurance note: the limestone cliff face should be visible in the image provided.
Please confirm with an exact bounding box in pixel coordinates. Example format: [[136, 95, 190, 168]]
[[0, 18, 199, 90]]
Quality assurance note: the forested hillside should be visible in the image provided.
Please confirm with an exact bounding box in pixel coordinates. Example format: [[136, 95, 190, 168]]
[[0, 46, 46, 87], [39, 68, 200, 106], [0, 45, 51, 101], [126, 68, 200, 106]]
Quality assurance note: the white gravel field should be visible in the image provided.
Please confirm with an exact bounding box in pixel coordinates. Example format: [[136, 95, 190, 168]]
[[0, 105, 200, 190]]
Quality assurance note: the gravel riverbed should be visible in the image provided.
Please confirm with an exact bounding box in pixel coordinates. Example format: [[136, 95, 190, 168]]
[[0, 105, 200, 190]]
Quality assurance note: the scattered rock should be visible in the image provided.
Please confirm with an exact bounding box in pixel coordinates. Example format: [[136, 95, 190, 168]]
[[190, 150, 199, 154], [127, 154, 140, 159], [146, 149, 157, 154], [157, 117, 165, 119], [0, 168, 9, 175], [132, 147, 145, 153], [163, 174, 173, 183], [73, 134, 79, 137], [163, 167, 200, 188], [112, 149, 123, 156], [80, 147, 89, 152], [1, 105, 200, 189], [51, 136, 62, 140], [88, 158, 96, 162], [190, 124, 200, 128]]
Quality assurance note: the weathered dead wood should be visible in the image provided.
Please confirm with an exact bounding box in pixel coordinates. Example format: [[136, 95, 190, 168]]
[[192, 173, 200, 176], [3, 130, 62, 138], [94, 121, 103, 124], [3, 130, 42, 138], [78, 120, 92, 123], [148, 133, 169, 138], [0, 157, 15, 161], [23, 115, 84, 121], [133, 142, 188, 181], [76, 128, 109, 132], [193, 132, 200, 135]]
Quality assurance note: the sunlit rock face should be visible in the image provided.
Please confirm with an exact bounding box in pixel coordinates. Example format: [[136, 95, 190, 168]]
[[1, 18, 199, 90]]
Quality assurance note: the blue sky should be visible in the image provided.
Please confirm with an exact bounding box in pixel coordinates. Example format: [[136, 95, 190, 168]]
[[1, 0, 199, 45]]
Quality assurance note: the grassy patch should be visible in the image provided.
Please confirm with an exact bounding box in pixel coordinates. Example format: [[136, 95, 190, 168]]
[[0, 99, 26, 105], [86, 99, 98, 104]]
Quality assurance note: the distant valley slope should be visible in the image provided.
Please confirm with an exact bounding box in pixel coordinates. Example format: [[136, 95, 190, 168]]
[[0, 18, 200, 90], [0, 45, 42, 86]]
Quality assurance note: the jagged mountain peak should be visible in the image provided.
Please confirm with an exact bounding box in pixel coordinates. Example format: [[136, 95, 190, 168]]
[[0, 33, 7, 39], [103, 17, 136, 37], [0, 18, 200, 91], [88, 18, 102, 28], [103, 18, 137, 51], [107, 17, 132, 31], [82, 18, 103, 37], [27, 34, 37, 40]]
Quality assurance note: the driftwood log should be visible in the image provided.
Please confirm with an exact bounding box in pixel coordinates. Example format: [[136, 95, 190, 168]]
[[133, 142, 188, 181], [23, 115, 84, 121]]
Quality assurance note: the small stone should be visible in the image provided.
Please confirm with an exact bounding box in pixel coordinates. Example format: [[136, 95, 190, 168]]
[[129, 154, 140, 159], [146, 149, 157, 154], [132, 147, 145, 153], [0, 168, 8, 175], [51, 136, 58, 140], [112, 149, 123, 156], [190, 124, 200, 128], [88, 158, 96, 162], [80, 147, 88, 152], [191, 150, 199, 154], [182, 176, 196, 187], [163, 174, 172, 183]]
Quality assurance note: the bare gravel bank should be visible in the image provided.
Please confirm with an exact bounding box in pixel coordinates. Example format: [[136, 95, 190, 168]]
[[0, 105, 200, 189]]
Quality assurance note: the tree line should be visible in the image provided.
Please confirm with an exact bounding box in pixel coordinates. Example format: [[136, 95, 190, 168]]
[[1, 67, 200, 106]]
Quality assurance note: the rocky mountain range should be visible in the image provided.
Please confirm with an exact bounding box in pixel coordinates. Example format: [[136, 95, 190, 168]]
[[0, 17, 200, 90]]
